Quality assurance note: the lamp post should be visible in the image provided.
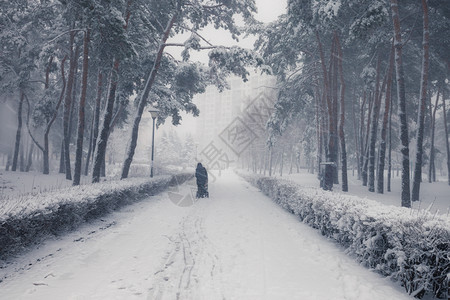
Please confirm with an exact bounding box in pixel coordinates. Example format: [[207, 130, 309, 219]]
[[149, 107, 159, 177]]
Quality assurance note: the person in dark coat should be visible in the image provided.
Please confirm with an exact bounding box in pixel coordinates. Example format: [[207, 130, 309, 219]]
[[195, 163, 208, 198]]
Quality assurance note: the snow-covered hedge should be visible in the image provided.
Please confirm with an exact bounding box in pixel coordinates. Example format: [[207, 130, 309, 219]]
[[240, 172, 449, 299], [0, 173, 193, 260]]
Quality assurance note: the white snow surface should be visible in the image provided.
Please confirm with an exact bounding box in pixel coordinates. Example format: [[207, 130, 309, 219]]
[[281, 170, 450, 216], [0, 170, 413, 300]]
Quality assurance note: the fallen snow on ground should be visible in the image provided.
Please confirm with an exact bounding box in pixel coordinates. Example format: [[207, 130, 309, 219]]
[[277, 170, 450, 216], [0, 171, 412, 300], [0, 171, 91, 200]]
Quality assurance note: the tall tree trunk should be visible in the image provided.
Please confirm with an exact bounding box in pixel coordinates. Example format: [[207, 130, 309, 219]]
[[121, 12, 178, 179], [368, 55, 383, 192], [329, 36, 339, 184], [387, 91, 393, 192], [335, 33, 348, 192], [377, 47, 394, 193], [6, 151, 12, 171], [315, 31, 335, 191], [73, 29, 90, 186], [42, 56, 67, 174], [362, 92, 373, 186], [23, 94, 41, 172], [90, 70, 103, 167], [442, 88, 450, 185], [390, 0, 411, 207], [268, 147, 273, 176], [63, 30, 77, 180], [359, 91, 367, 181], [84, 117, 94, 176], [315, 83, 322, 176], [352, 89, 361, 180], [412, 0, 430, 202], [101, 155, 106, 177], [59, 140, 65, 173], [12, 92, 24, 171], [428, 88, 439, 182], [19, 143, 25, 172], [92, 61, 119, 183], [26, 142, 34, 172], [321, 85, 329, 166], [38, 56, 55, 174], [273, 152, 281, 175], [93, 0, 133, 182]]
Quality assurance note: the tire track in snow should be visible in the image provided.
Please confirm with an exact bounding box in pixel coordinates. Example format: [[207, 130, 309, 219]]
[[149, 207, 224, 300]]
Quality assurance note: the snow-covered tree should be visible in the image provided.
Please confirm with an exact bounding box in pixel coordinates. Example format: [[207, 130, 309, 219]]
[[120, 0, 268, 179]]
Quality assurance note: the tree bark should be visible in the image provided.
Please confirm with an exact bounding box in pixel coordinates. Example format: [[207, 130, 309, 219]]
[[84, 117, 94, 176], [329, 37, 339, 185], [335, 33, 348, 192], [19, 143, 25, 172], [6, 152, 12, 171], [315, 31, 335, 191], [25, 54, 66, 175], [362, 92, 373, 186], [269, 147, 273, 176], [63, 30, 77, 180], [442, 87, 450, 186], [352, 88, 361, 180], [387, 88, 393, 192], [121, 11, 178, 179], [359, 91, 367, 182], [428, 87, 439, 182], [92, 60, 119, 183], [390, 0, 411, 207], [377, 47, 394, 193], [59, 140, 65, 173], [12, 92, 24, 171], [26, 142, 34, 172], [315, 83, 322, 175], [93, 0, 133, 182], [73, 28, 90, 186], [368, 54, 383, 192], [89, 70, 103, 169], [43, 56, 67, 174], [412, 0, 430, 202]]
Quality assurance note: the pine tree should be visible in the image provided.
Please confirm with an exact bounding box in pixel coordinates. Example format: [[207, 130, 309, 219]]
[[390, 0, 411, 207], [411, 0, 430, 202]]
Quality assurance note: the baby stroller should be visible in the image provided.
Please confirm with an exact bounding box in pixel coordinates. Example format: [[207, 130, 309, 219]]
[[195, 163, 209, 198], [196, 182, 209, 198]]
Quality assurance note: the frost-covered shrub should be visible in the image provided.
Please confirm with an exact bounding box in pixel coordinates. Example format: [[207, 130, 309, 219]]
[[239, 172, 450, 299], [0, 173, 193, 260]]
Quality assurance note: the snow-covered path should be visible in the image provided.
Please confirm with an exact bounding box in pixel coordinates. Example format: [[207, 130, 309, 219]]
[[0, 171, 412, 300]]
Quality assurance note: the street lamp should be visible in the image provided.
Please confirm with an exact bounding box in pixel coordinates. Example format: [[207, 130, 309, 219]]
[[149, 107, 159, 177]]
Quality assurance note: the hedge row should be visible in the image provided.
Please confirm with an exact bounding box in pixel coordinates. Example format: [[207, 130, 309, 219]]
[[240, 173, 449, 299], [0, 173, 193, 260]]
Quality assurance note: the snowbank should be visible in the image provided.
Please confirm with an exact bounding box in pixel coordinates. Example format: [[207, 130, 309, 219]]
[[0, 173, 193, 260], [239, 171, 450, 299]]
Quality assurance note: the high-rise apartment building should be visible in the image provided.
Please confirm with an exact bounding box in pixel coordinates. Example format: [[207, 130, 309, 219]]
[[194, 73, 277, 150]]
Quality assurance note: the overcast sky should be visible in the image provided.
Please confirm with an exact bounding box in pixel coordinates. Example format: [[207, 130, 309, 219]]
[[255, 0, 287, 22]]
